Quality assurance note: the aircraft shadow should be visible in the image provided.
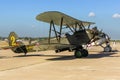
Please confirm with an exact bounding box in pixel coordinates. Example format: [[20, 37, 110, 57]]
[[86, 51, 119, 59], [47, 52, 119, 61], [13, 50, 119, 60], [13, 53, 76, 60], [14, 54, 43, 57], [0, 56, 11, 59], [46, 56, 75, 61], [14, 54, 75, 60], [0, 56, 6, 59]]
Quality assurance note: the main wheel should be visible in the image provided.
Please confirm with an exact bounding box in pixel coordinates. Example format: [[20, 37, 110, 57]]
[[104, 46, 112, 52], [74, 50, 82, 58], [81, 49, 88, 57]]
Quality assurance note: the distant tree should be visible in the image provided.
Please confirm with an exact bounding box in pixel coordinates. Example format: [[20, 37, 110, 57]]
[[0, 36, 2, 40], [24, 37, 29, 40]]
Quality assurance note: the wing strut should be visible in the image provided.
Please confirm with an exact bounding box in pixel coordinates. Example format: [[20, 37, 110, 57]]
[[48, 18, 63, 44], [48, 21, 52, 44], [59, 17, 63, 43], [49, 20, 59, 44]]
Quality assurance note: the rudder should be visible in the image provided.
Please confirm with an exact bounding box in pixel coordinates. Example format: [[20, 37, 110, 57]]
[[8, 32, 27, 54], [8, 32, 19, 47]]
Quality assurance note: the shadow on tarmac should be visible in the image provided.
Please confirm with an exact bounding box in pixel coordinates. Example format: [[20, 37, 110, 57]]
[[87, 52, 118, 59], [2, 50, 118, 60], [46, 52, 118, 61]]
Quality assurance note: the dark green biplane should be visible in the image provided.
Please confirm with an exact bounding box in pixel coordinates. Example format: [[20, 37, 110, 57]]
[[3, 11, 112, 58]]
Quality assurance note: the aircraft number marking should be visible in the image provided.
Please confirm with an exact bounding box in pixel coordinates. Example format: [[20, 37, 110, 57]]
[[10, 36, 16, 46]]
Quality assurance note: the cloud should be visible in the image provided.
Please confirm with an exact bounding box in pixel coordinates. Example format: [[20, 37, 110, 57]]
[[112, 13, 120, 18], [88, 12, 95, 17]]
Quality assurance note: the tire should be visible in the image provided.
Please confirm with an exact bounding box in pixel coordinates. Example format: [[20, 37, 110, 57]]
[[74, 50, 82, 58], [81, 49, 88, 57], [104, 46, 112, 52]]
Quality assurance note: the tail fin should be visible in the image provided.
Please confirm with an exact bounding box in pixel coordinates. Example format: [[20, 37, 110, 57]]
[[8, 32, 19, 47], [8, 32, 27, 54]]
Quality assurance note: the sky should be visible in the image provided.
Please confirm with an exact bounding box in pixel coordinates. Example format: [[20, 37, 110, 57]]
[[0, 0, 120, 39]]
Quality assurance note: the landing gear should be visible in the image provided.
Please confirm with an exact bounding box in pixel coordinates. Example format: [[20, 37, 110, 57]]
[[74, 49, 88, 58], [74, 50, 82, 58], [104, 45, 112, 52], [82, 49, 89, 57], [55, 45, 89, 58]]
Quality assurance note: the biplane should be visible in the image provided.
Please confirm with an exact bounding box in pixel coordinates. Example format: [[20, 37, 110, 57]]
[[3, 11, 112, 58]]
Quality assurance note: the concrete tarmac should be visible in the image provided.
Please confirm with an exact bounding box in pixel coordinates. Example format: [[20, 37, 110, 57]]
[[0, 43, 120, 80]]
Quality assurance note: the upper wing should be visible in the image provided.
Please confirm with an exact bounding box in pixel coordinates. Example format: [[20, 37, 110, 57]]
[[36, 11, 95, 27]]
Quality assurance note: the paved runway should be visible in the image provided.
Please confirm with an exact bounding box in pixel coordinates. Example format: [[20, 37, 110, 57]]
[[0, 43, 120, 80]]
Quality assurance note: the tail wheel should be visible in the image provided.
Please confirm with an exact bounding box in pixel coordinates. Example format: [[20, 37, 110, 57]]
[[104, 46, 112, 52], [21, 45, 28, 55]]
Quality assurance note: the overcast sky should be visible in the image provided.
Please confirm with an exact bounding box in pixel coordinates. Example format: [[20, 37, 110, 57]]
[[0, 0, 120, 39]]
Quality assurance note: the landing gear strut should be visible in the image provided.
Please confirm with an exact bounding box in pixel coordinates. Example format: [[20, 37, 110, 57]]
[[74, 49, 88, 58], [55, 45, 89, 58]]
